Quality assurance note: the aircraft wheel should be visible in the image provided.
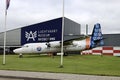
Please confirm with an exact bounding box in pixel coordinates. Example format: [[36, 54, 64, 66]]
[[53, 53, 57, 56], [64, 53, 68, 56], [19, 54, 23, 58]]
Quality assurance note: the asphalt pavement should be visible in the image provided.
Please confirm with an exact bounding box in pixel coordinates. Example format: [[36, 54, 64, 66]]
[[0, 70, 120, 80], [0, 76, 56, 80]]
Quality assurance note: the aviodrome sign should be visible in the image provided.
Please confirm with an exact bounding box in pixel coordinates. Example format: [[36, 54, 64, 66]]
[[21, 18, 62, 45]]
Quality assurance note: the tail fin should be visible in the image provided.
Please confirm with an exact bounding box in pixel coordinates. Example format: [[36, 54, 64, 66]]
[[90, 23, 104, 48]]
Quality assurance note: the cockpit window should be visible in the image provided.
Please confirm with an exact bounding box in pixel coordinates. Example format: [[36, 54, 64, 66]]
[[22, 45, 29, 47]]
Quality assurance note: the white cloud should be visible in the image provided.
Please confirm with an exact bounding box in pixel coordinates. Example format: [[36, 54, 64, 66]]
[[0, 0, 120, 34]]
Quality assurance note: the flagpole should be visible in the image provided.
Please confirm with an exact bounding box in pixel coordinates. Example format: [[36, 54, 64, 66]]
[[3, 2, 8, 65], [60, 0, 64, 68]]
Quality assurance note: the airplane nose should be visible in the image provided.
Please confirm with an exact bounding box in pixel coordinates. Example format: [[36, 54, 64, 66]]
[[13, 49, 17, 53], [13, 48, 22, 53]]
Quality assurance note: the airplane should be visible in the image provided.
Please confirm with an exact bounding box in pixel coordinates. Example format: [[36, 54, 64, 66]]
[[13, 23, 104, 58]]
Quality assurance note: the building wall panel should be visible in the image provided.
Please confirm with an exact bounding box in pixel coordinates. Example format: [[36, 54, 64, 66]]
[[0, 29, 21, 46]]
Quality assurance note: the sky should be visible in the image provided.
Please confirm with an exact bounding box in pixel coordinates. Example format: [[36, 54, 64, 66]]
[[0, 0, 120, 34]]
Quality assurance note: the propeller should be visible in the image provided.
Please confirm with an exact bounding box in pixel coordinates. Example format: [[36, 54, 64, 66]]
[[46, 37, 51, 48]]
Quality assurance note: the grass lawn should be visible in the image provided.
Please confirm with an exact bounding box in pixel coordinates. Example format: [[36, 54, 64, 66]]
[[0, 54, 120, 76]]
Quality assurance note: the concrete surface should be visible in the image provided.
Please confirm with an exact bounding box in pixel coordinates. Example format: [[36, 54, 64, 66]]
[[0, 70, 120, 80]]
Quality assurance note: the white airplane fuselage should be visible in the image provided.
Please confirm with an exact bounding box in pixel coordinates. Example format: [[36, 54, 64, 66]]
[[14, 39, 90, 54]]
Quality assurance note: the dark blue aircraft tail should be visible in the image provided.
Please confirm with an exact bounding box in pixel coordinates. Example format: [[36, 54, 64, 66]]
[[90, 23, 104, 48]]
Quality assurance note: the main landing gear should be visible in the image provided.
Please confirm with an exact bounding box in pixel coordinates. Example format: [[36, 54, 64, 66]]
[[19, 53, 23, 58]]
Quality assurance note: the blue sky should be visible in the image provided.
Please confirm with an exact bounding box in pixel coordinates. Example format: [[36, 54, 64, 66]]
[[0, 0, 120, 34]]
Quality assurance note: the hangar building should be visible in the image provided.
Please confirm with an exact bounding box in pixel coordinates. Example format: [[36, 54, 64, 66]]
[[103, 34, 120, 46], [0, 17, 81, 53]]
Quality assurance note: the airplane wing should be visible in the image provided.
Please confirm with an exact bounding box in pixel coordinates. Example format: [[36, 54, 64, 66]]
[[63, 36, 90, 45]]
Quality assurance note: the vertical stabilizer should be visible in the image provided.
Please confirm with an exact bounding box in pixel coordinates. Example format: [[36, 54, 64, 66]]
[[90, 23, 104, 48]]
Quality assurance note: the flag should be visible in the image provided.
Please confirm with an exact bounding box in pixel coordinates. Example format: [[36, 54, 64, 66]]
[[6, 0, 10, 10]]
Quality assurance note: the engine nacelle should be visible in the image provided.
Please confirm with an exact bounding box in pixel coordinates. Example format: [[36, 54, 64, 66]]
[[49, 41, 60, 47], [72, 38, 91, 49]]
